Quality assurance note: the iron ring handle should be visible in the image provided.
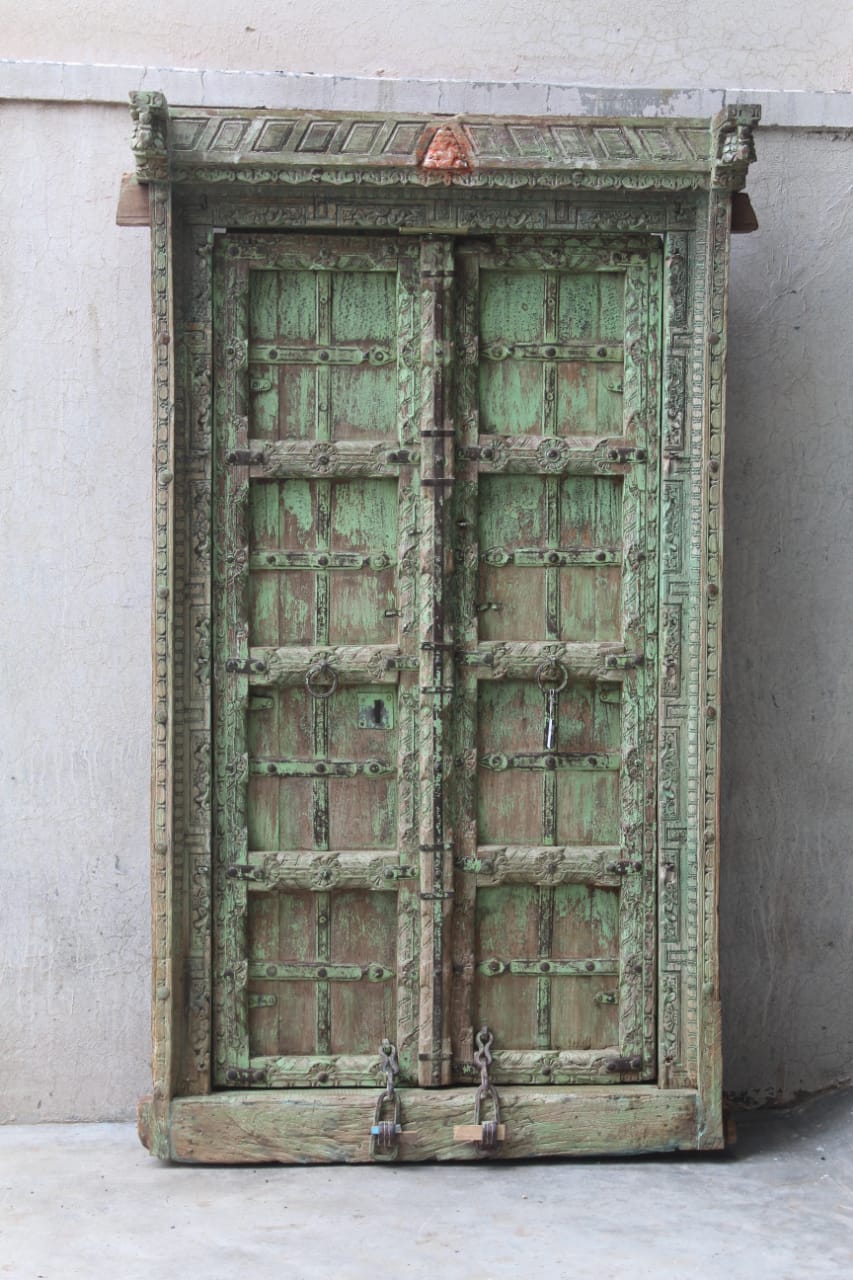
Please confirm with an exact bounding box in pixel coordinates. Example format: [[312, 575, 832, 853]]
[[305, 662, 338, 699], [536, 658, 568, 693]]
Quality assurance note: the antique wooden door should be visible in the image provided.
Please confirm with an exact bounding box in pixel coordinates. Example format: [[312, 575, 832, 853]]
[[212, 231, 661, 1138]]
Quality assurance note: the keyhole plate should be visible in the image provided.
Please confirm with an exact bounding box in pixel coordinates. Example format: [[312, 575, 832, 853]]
[[357, 691, 394, 730]]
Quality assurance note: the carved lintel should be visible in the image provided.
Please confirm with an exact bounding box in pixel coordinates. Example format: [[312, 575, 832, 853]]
[[134, 98, 759, 194]]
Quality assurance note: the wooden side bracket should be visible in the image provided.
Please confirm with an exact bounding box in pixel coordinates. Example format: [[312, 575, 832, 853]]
[[116, 172, 150, 227]]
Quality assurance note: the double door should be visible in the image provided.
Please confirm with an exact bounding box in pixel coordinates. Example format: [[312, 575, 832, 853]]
[[212, 231, 661, 1114]]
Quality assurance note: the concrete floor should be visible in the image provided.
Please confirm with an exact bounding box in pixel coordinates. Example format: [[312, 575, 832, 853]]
[[1, 1091, 851, 1280]]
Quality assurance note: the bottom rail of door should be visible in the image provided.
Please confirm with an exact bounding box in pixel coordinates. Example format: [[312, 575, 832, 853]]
[[138, 1086, 721, 1163]]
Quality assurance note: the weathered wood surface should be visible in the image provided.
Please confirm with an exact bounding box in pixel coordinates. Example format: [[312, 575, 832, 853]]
[[115, 172, 151, 226], [130, 94, 759, 194], [155, 1088, 703, 1163], [131, 98, 756, 1162]]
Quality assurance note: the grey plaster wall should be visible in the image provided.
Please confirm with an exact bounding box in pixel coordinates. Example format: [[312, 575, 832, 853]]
[[0, 105, 154, 1121], [0, 92, 851, 1120], [3, 0, 852, 90], [722, 130, 853, 1103]]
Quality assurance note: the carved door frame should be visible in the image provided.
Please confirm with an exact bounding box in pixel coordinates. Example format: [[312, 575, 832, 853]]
[[126, 95, 759, 1162]]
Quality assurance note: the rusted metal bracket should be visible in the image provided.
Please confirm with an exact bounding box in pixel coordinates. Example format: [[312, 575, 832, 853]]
[[226, 448, 266, 466], [606, 1055, 643, 1074], [478, 956, 617, 977], [605, 445, 647, 463], [249, 758, 393, 778], [481, 546, 620, 567], [480, 750, 621, 772], [225, 657, 268, 675], [606, 859, 644, 876], [224, 1066, 268, 1085], [249, 961, 395, 982], [605, 652, 644, 670]]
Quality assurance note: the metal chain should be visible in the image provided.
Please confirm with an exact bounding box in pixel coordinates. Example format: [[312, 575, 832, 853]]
[[370, 1040, 401, 1159], [473, 1025, 493, 1092], [379, 1038, 399, 1099], [472, 1026, 502, 1150]]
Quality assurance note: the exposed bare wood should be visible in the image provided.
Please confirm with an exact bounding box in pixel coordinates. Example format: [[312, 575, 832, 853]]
[[163, 1088, 701, 1163]]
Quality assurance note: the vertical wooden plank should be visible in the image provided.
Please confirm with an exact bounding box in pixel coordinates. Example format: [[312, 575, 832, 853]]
[[248, 479, 282, 861], [641, 246, 663, 1087], [312, 465, 332, 840], [550, 884, 621, 1048], [417, 237, 455, 1086], [479, 269, 544, 435], [614, 250, 659, 1079], [148, 181, 176, 1155], [312, 263, 332, 853], [449, 243, 480, 1078], [177, 221, 215, 1099], [478, 474, 546, 641], [536, 885, 555, 1049], [272, 890, 316, 1055], [330, 890, 397, 1054], [315, 891, 332, 1054], [392, 247, 421, 1083], [695, 191, 730, 1147], [212, 246, 251, 1086], [473, 885, 539, 1048], [541, 275, 561, 865], [246, 892, 280, 1056]]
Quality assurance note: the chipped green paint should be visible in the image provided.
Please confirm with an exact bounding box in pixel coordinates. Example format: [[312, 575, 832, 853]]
[[214, 223, 662, 1087], [132, 97, 758, 1162]]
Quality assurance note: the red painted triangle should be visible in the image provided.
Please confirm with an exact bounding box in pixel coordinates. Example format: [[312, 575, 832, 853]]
[[421, 126, 471, 172]]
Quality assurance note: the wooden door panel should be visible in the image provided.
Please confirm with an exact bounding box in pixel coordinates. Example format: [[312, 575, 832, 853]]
[[214, 231, 659, 1098], [477, 472, 624, 642], [472, 882, 621, 1052], [213, 235, 421, 1090], [451, 237, 660, 1085]]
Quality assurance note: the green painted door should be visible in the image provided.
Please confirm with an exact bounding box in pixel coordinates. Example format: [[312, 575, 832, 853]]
[[212, 232, 661, 1103]]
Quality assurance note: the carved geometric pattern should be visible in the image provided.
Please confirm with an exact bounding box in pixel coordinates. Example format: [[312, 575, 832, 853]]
[[132, 98, 759, 194], [132, 96, 757, 1161], [167, 112, 712, 171]]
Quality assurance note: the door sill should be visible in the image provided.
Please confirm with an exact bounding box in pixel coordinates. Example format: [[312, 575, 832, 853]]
[[140, 1086, 719, 1163]]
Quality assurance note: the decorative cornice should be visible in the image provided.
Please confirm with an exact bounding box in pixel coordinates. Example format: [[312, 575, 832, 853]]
[[128, 95, 760, 193]]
